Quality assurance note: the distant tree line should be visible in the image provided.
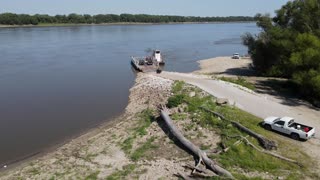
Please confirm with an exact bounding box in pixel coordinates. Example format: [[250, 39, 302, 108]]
[[0, 13, 254, 25], [242, 0, 320, 105]]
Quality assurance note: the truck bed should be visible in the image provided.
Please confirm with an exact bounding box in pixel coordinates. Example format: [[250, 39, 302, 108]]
[[288, 122, 313, 132]]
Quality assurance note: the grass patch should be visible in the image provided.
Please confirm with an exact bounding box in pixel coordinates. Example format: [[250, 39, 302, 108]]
[[205, 105, 310, 178], [120, 110, 158, 161], [134, 109, 154, 136], [186, 95, 216, 113], [193, 104, 309, 178], [27, 167, 40, 175], [121, 109, 154, 153], [166, 81, 314, 179], [200, 144, 211, 150], [167, 94, 186, 108], [172, 80, 185, 94], [106, 164, 136, 180], [171, 113, 187, 121], [121, 136, 135, 154], [219, 76, 255, 90], [130, 137, 158, 161], [218, 143, 296, 172], [85, 171, 100, 180], [84, 153, 98, 161], [185, 122, 195, 131]]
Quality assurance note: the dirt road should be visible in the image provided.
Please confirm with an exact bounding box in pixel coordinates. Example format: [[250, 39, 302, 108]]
[[155, 71, 320, 139]]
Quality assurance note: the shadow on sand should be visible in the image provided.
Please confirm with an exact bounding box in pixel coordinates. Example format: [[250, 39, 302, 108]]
[[216, 67, 257, 77]]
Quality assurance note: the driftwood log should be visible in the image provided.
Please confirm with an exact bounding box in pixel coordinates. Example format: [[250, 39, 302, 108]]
[[160, 107, 234, 179], [200, 107, 277, 150]]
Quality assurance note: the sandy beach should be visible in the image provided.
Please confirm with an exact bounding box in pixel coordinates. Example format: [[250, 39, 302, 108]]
[[194, 56, 254, 77], [1, 56, 320, 179]]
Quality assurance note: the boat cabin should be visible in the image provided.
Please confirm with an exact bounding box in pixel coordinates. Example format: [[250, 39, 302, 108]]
[[153, 50, 162, 63]]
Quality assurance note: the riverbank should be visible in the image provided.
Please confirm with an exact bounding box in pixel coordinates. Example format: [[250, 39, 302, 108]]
[[0, 57, 252, 179], [0, 74, 191, 179], [194, 56, 254, 77], [0, 21, 255, 28], [2, 56, 320, 179]]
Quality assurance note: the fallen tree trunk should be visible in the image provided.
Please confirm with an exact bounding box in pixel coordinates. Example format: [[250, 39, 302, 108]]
[[200, 107, 277, 150], [160, 107, 234, 179]]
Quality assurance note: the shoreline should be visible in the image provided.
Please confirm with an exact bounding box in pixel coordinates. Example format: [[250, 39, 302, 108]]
[[1, 73, 178, 179], [0, 56, 248, 172], [0, 110, 127, 172], [0, 21, 256, 28], [0, 73, 174, 178], [2, 56, 320, 179]]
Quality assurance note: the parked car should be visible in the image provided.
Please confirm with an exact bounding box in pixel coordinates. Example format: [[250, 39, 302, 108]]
[[232, 53, 240, 59], [145, 56, 153, 65], [262, 116, 315, 140], [138, 59, 145, 65]]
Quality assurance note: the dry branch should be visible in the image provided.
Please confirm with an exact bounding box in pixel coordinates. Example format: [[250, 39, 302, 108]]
[[200, 107, 277, 150], [233, 135, 302, 167], [160, 107, 234, 179], [184, 164, 214, 175], [174, 173, 193, 180]]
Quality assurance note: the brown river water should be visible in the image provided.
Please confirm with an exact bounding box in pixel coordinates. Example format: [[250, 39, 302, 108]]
[[0, 23, 259, 166]]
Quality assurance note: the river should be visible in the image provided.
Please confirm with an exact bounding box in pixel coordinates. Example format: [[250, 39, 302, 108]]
[[0, 23, 259, 166]]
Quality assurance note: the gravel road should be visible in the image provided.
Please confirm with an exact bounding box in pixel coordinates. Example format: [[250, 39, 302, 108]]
[[156, 71, 320, 139]]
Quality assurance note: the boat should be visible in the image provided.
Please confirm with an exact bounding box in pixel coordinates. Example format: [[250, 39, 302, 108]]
[[131, 50, 165, 73], [152, 50, 165, 65]]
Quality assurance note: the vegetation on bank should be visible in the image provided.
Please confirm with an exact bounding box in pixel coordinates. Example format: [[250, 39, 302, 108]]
[[0, 13, 254, 25], [218, 76, 256, 90], [106, 164, 137, 180], [167, 81, 317, 179], [120, 109, 158, 162], [242, 0, 320, 105], [3, 79, 317, 179]]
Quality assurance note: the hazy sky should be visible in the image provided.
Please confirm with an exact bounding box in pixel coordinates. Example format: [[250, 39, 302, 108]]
[[0, 0, 289, 16]]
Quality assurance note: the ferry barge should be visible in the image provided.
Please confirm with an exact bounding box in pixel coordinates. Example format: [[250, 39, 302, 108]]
[[131, 50, 165, 73]]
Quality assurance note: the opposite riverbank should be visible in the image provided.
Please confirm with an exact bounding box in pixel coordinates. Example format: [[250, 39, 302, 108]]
[[1, 56, 319, 179], [0, 21, 255, 28]]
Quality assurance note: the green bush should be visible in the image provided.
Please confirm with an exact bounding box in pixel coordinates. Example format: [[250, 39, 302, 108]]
[[167, 94, 186, 108], [171, 81, 185, 94]]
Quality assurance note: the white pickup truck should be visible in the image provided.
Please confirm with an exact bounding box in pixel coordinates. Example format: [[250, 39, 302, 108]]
[[262, 116, 315, 140]]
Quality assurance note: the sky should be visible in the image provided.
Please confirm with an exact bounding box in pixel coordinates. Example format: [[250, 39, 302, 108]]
[[0, 0, 290, 17]]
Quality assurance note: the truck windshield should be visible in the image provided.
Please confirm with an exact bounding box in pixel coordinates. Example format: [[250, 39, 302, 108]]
[[288, 119, 294, 126], [272, 118, 280, 122]]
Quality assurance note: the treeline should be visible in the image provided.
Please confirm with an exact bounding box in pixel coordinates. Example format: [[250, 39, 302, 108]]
[[242, 0, 320, 105], [0, 13, 254, 25]]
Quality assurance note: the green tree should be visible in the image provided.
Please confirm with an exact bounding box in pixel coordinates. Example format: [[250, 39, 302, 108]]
[[68, 13, 85, 23], [243, 0, 320, 103], [0, 13, 254, 25], [83, 14, 93, 24]]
